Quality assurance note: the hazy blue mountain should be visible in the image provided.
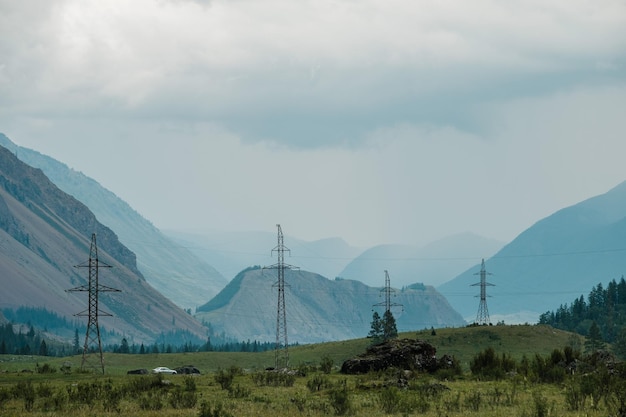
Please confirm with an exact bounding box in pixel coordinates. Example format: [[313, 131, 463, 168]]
[[164, 229, 363, 281], [0, 133, 228, 310], [195, 267, 466, 344], [438, 181, 626, 324], [0, 144, 206, 343], [338, 233, 504, 288]]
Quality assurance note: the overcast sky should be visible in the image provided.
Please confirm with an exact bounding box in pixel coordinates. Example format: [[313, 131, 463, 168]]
[[1, 0, 625, 248]]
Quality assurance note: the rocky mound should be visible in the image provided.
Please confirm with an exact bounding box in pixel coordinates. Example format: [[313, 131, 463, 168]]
[[341, 338, 452, 374]]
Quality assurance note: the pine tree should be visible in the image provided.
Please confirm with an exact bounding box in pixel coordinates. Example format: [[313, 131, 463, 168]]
[[614, 327, 626, 360], [73, 329, 80, 354], [120, 338, 130, 354], [368, 311, 383, 345], [38, 340, 48, 356], [584, 321, 605, 353], [382, 310, 398, 341]]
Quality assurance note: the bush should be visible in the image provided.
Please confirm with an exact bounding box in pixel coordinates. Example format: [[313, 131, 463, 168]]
[[170, 388, 198, 409], [227, 384, 251, 399], [320, 355, 334, 374], [214, 368, 234, 390], [465, 390, 482, 411], [183, 376, 197, 392], [198, 401, 233, 417], [306, 374, 332, 392], [378, 387, 401, 413], [328, 382, 352, 416], [470, 347, 516, 380], [251, 370, 296, 387]]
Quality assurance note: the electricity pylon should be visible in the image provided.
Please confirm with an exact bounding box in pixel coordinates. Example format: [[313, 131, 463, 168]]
[[66, 233, 120, 373], [264, 225, 298, 370], [471, 258, 494, 325], [373, 270, 403, 314]]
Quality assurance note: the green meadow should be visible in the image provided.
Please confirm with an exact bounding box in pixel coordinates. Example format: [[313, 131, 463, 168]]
[[0, 325, 623, 417]]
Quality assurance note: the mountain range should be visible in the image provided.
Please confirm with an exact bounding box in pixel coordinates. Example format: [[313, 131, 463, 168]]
[[4, 131, 626, 345], [337, 233, 504, 288], [195, 267, 465, 344], [438, 180, 626, 323], [0, 134, 228, 310], [0, 145, 205, 343]]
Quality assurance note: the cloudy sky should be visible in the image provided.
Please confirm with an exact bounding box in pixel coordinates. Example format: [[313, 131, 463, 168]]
[[1, 0, 625, 248]]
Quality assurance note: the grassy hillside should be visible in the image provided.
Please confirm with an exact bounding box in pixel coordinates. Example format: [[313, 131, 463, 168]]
[[1, 325, 621, 417], [0, 324, 582, 375]]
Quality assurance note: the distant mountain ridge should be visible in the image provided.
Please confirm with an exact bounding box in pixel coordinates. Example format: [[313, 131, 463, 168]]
[[0, 144, 206, 343], [195, 267, 466, 344], [438, 180, 626, 323], [338, 233, 504, 288], [0, 133, 228, 309], [164, 229, 363, 282]]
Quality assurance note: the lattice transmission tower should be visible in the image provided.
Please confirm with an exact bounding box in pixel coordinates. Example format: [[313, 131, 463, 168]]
[[471, 258, 494, 325], [373, 270, 403, 314], [264, 225, 298, 370], [66, 233, 120, 373]]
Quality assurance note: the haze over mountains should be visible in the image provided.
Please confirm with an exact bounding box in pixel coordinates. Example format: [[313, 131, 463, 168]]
[[0, 144, 206, 343], [338, 233, 504, 288], [439, 181, 626, 323], [3, 131, 626, 345], [0, 134, 228, 310], [195, 267, 465, 344]]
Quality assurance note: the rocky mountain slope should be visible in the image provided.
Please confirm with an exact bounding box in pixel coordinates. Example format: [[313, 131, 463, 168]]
[[195, 267, 466, 344], [438, 180, 626, 323], [0, 144, 206, 343], [0, 134, 228, 310]]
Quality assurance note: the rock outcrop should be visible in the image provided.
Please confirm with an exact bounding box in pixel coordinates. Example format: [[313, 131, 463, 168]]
[[341, 339, 440, 374]]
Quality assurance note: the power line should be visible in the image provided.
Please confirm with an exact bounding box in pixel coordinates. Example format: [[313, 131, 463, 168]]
[[471, 259, 494, 325], [66, 233, 121, 374], [263, 225, 298, 370]]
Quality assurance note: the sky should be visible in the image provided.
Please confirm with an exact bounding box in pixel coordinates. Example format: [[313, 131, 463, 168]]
[[0, 0, 625, 248]]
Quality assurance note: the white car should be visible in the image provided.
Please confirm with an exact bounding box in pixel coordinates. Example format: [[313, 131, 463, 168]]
[[152, 366, 177, 374]]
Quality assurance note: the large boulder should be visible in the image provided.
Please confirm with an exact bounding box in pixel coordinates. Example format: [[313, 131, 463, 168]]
[[341, 339, 438, 374], [175, 365, 201, 374]]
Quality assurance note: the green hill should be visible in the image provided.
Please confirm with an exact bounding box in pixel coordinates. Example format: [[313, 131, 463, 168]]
[[4, 324, 583, 375]]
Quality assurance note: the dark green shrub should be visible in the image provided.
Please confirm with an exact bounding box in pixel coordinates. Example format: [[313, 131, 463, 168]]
[[251, 370, 296, 387], [170, 388, 198, 409], [13, 380, 36, 412], [227, 384, 250, 399], [465, 390, 482, 411], [306, 374, 331, 392], [470, 347, 516, 380], [531, 391, 551, 417], [198, 401, 233, 417], [320, 355, 334, 374], [138, 390, 165, 410], [0, 387, 11, 408], [214, 368, 234, 390], [378, 387, 401, 413], [183, 376, 197, 392], [328, 381, 352, 416], [37, 382, 54, 398], [36, 363, 56, 374]]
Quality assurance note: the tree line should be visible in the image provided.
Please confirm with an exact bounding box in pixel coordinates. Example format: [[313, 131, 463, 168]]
[[538, 276, 626, 357]]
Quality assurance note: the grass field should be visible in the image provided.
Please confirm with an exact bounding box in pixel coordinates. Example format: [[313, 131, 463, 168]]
[[0, 324, 621, 417]]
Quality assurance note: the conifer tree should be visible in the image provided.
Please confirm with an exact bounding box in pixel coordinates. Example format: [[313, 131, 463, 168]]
[[382, 310, 398, 341], [584, 321, 605, 353], [368, 311, 383, 344]]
